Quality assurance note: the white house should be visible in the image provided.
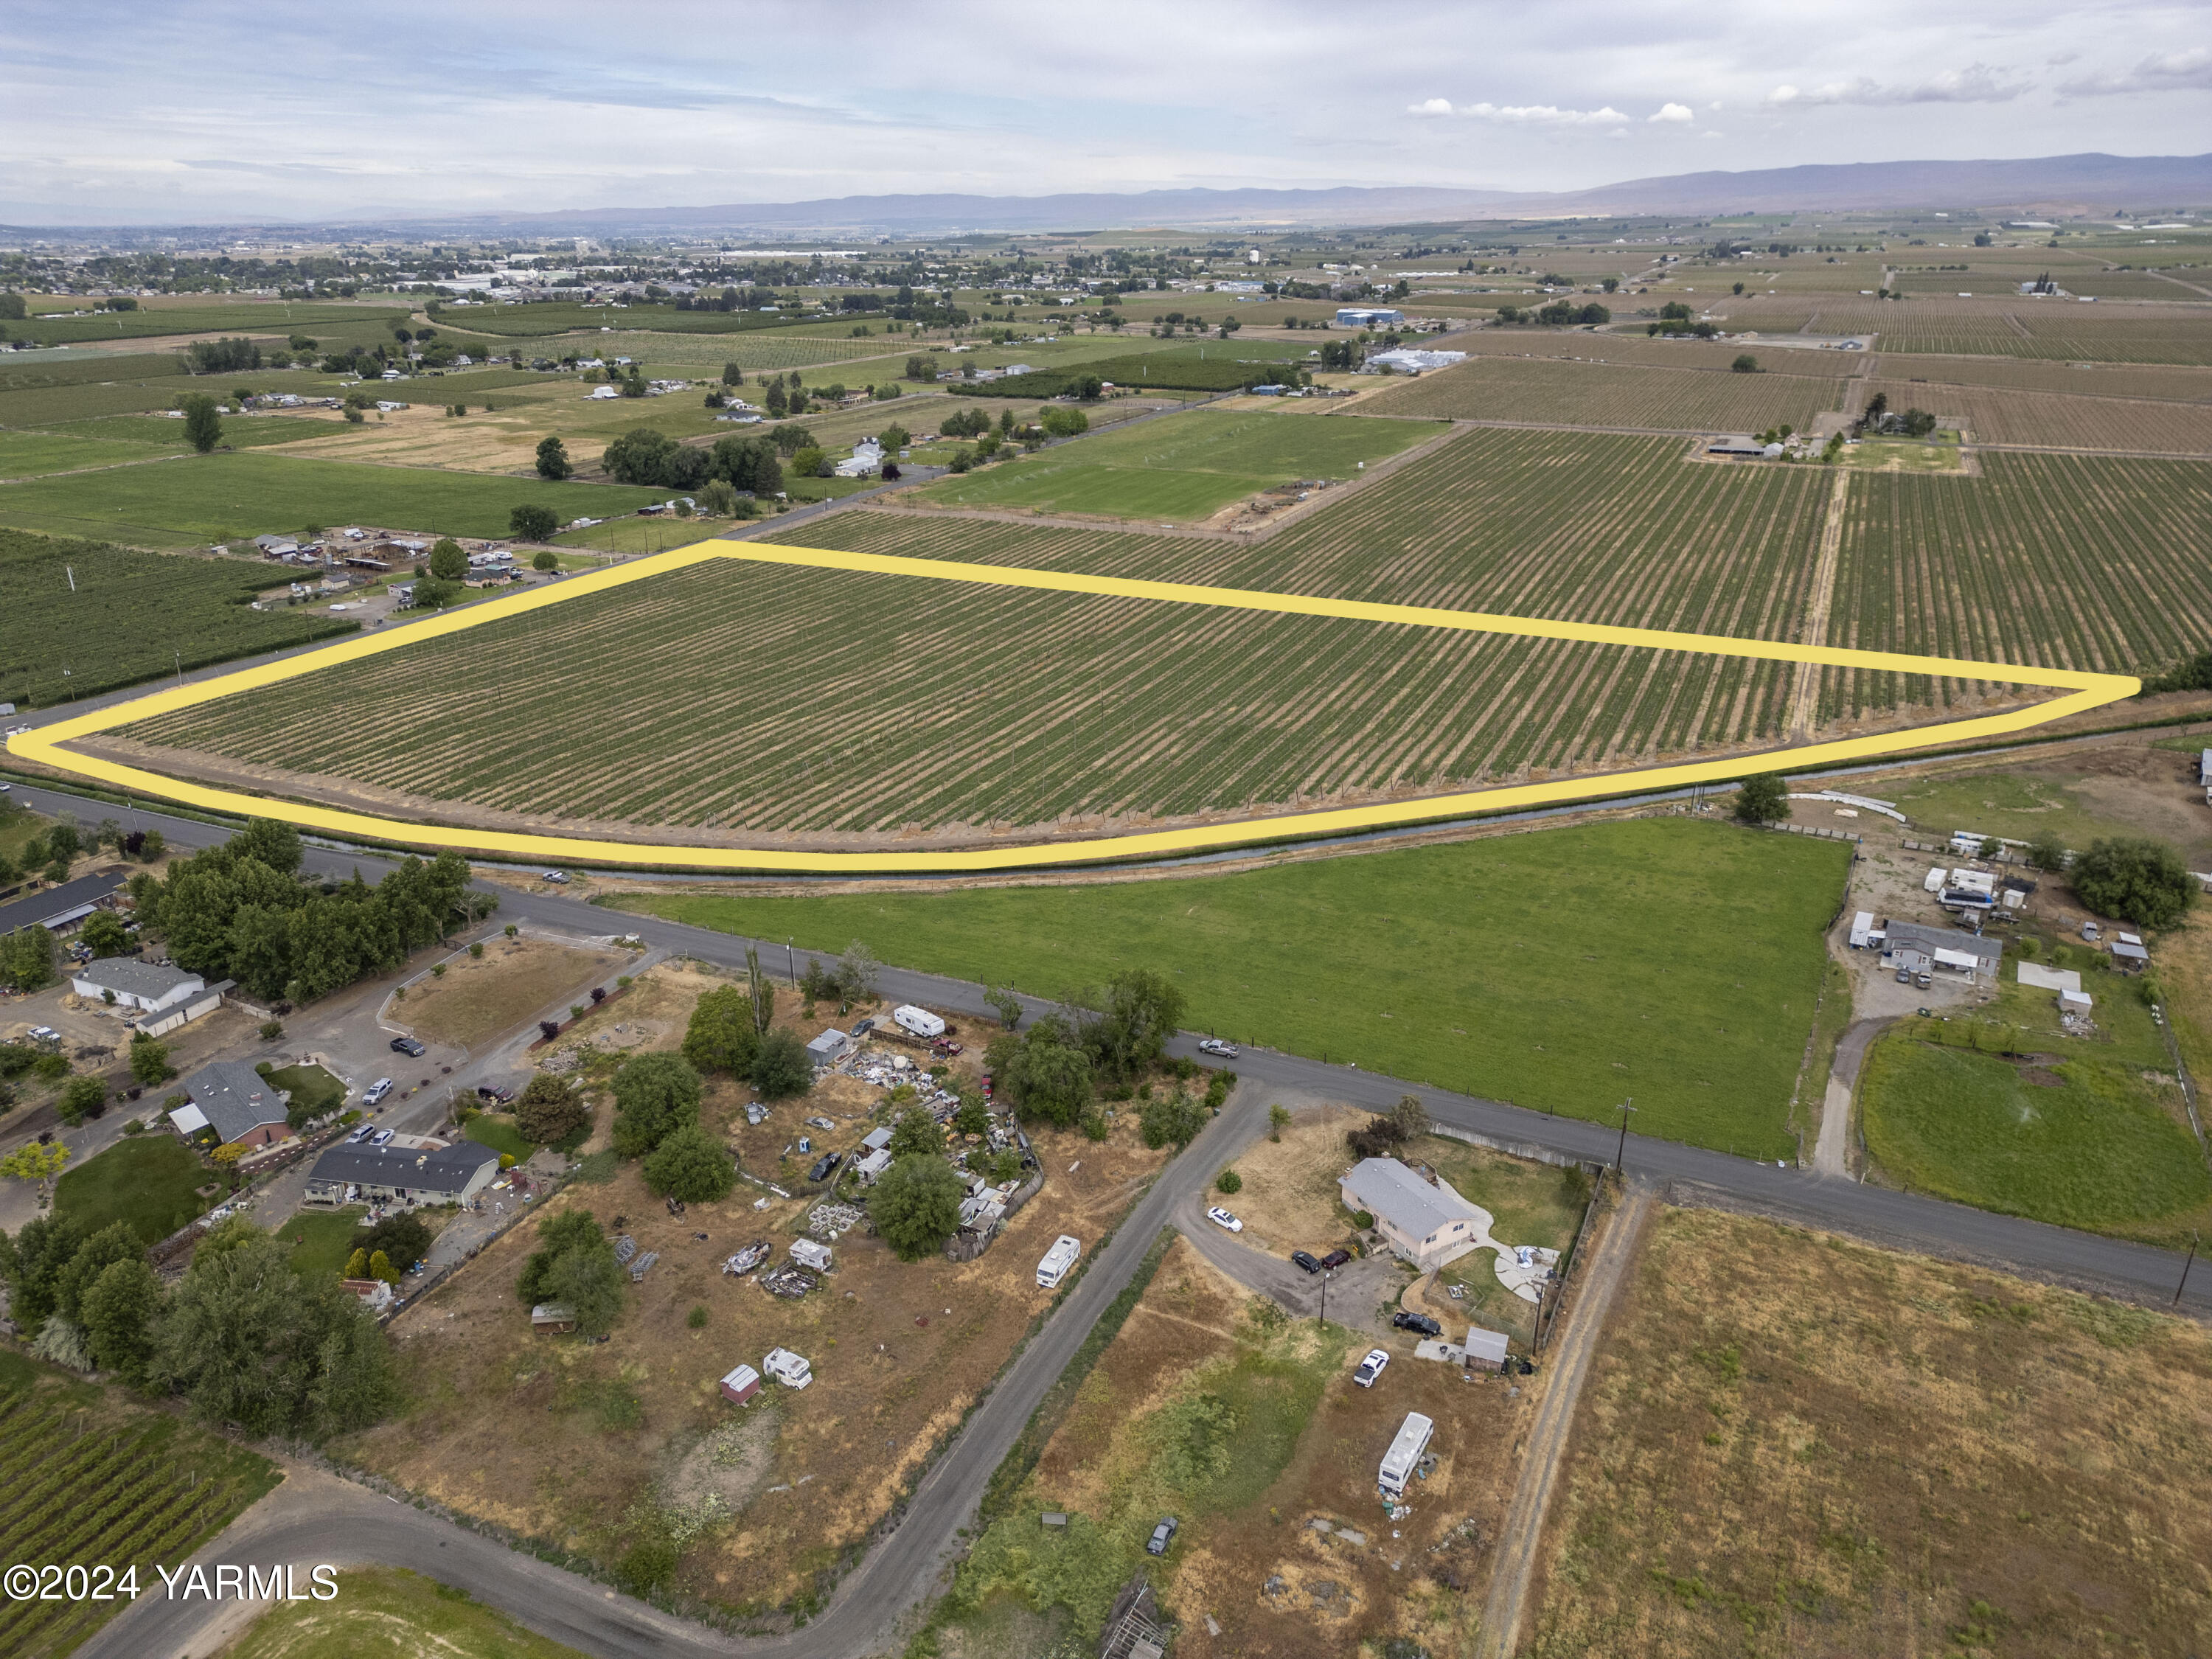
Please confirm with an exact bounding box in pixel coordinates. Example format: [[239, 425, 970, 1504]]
[[1340, 1158, 1486, 1272], [833, 438, 885, 478], [71, 956, 202, 1014]]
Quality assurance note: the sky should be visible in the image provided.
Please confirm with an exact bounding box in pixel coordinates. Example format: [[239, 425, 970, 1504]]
[[2, 0, 2207, 223]]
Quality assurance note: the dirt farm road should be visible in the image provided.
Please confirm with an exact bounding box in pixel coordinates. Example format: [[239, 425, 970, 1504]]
[[14, 784, 2211, 1659]]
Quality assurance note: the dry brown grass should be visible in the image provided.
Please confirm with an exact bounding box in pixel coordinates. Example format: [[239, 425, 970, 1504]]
[[1214, 1102, 1368, 1256], [400, 938, 628, 1049], [1525, 1205, 2212, 1657]]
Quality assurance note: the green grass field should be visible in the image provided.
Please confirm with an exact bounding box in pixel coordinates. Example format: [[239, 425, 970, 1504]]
[[7, 300, 408, 347], [1859, 970, 2212, 1245], [0, 528, 359, 708], [614, 819, 1844, 1157], [463, 1114, 533, 1163], [0, 1351, 282, 1658], [283, 1206, 369, 1279], [52, 1132, 215, 1245], [223, 1567, 594, 1659], [0, 451, 665, 548], [0, 430, 185, 478], [261, 1061, 346, 1120], [914, 407, 1439, 521]]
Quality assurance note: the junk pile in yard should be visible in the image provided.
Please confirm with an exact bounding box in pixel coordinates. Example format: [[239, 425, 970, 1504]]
[[760, 1265, 818, 1298], [723, 1240, 771, 1276], [614, 1234, 638, 1265], [808, 1200, 865, 1239], [628, 1250, 658, 1282]]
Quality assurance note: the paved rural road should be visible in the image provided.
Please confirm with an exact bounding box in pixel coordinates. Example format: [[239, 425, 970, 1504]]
[[12, 782, 2212, 1659]]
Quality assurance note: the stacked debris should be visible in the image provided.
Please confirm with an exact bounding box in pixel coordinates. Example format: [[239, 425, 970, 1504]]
[[723, 1240, 771, 1276], [759, 1265, 818, 1298], [613, 1234, 638, 1265], [807, 1201, 864, 1240], [629, 1251, 659, 1283]]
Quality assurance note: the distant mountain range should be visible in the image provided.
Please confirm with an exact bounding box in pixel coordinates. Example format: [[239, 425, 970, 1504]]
[[5, 153, 2205, 240]]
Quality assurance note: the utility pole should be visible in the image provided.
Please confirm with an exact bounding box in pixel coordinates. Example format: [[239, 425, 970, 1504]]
[[787, 936, 796, 987], [2179, 1231, 2200, 1308], [1318, 1269, 1331, 1329], [1613, 1098, 1637, 1175]]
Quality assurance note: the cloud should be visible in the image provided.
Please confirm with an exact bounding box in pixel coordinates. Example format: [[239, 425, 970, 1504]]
[[1649, 102, 1694, 122], [2058, 47, 2212, 96], [1407, 97, 1455, 117], [1767, 63, 2029, 105], [1458, 100, 1632, 125]]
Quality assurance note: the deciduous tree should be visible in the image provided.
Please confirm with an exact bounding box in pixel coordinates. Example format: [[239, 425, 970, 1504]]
[[515, 1073, 589, 1144], [181, 394, 223, 454], [870, 1155, 965, 1261], [509, 504, 558, 542], [681, 985, 761, 1078], [641, 1124, 735, 1203], [1733, 773, 1790, 825], [610, 1051, 701, 1158], [749, 1028, 813, 1101], [2071, 838, 2194, 929], [535, 434, 573, 480]]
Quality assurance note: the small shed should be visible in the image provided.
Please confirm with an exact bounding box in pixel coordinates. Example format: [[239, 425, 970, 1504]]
[[531, 1302, 577, 1333], [1040, 1512, 1069, 1529], [855, 1148, 892, 1184], [2112, 939, 2150, 971], [2059, 988, 2094, 1015], [790, 1238, 833, 1273], [861, 1126, 894, 1154], [720, 1364, 762, 1405], [807, 1029, 850, 1065], [1463, 1326, 1512, 1372]]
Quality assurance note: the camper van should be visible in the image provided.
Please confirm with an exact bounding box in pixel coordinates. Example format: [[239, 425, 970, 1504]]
[[1378, 1411, 1436, 1498], [1036, 1234, 1082, 1289], [894, 1004, 947, 1040]]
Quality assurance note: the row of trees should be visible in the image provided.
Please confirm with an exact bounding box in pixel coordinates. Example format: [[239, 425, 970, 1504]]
[[129, 820, 490, 1004], [599, 427, 787, 495], [1498, 301, 1612, 327], [984, 969, 1188, 1130], [0, 1213, 396, 1435]]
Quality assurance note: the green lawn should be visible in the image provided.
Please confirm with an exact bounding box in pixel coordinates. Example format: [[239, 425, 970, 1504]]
[[260, 1061, 347, 1121], [282, 1205, 369, 1279], [463, 1114, 533, 1163], [0, 429, 185, 478], [912, 408, 1441, 521], [223, 1566, 593, 1659], [53, 1133, 212, 1244], [0, 449, 667, 546], [1860, 970, 2212, 1245], [614, 819, 1847, 1158]]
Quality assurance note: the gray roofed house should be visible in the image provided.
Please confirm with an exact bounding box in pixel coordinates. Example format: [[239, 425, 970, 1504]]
[[1340, 1158, 1486, 1271], [1882, 920, 2002, 976], [172, 1059, 293, 1148], [69, 956, 203, 1012], [0, 869, 126, 937], [303, 1141, 501, 1211]]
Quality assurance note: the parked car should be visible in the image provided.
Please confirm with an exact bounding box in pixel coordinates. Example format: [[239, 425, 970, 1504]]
[[1206, 1206, 1243, 1233], [1291, 1250, 1322, 1274], [1146, 1517, 1179, 1557], [1197, 1038, 1239, 1057], [1319, 1248, 1352, 1270], [808, 1152, 841, 1183], [369, 1128, 394, 1146], [1353, 1348, 1389, 1388], [476, 1084, 514, 1104], [1392, 1311, 1442, 1337], [27, 1026, 62, 1046], [361, 1078, 394, 1106], [390, 1035, 426, 1057], [345, 1124, 375, 1144], [541, 869, 570, 884]]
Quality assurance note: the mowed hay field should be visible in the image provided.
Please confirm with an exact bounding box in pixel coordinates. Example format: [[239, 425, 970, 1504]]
[[1526, 1207, 2212, 1658], [1863, 378, 2212, 453], [1818, 452, 2212, 724], [1354, 355, 1845, 432], [109, 430, 1838, 838]]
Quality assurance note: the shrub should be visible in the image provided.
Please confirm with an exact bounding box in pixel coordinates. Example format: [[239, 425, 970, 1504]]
[[641, 1124, 736, 1203], [687, 1304, 709, 1329], [2071, 837, 2194, 929], [1139, 1090, 1206, 1150], [750, 1028, 813, 1100], [1214, 1169, 1242, 1194], [1733, 772, 1790, 825]]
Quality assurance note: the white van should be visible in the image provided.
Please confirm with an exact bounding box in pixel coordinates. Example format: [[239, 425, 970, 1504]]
[[894, 1004, 947, 1040], [1378, 1411, 1435, 1498], [1036, 1234, 1082, 1289]]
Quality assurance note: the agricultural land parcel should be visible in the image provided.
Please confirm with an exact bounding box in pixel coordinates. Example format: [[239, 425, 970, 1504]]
[[1862, 378, 2212, 453], [911, 407, 1439, 521], [6, 298, 410, 347], [0, 1351, 282, 1659], [108, 429, 1856, 838], [223, 1567, 594, 1659], [615, 819, 1847, 1156], [1526, 1206, 2212, 1658], [1356, 355, 1846, 433], [0, 529, 358, 709]]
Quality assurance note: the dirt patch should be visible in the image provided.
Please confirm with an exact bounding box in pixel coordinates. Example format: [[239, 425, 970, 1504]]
[[1523, 1204, 2212, 1657], [1213, 1102, 1368, 1259], [2018, 1066, 2065, 1087], [398, 937, 628, 1049]]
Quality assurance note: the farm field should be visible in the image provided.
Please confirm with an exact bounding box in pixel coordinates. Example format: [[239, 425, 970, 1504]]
[[1819, 451, 2212, 725], [6, 299, 407, 347], [0, 450, 665, 548], [0, 529, 358, 708], [53, 1133, 216, 1245], [1865, 378, 2212, 453], [0, 429, 189, 479], [1857, 972, 2212, 1248], [933, 1234, 1508, 1659], [1877, 355, 2212, 400], [911, 408, 1439, 521], [1816, 300, 2212, 364], [103, 428, 1877, 838], [1525, 1206, 2212, 1658], [1354, 355, 1844, 431], [615, 819, 1847, 1156], [1478, 330, 1863, 375], [0, 1351, 282, 1659], [223, 1567, 595, 1659]]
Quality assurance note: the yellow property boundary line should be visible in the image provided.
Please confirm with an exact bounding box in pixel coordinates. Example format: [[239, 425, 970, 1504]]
[[7, 537, 2138, 873]]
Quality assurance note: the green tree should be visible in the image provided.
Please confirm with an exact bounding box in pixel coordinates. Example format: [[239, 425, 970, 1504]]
[[366, 1249, 400, 1286], [1082, 969, 1186, 1084], [870, 1155, 966, 1261], [2025, 830, 2070, 873], [509, 504, 558, 542], [984, 984, 1024, 1030], [681, 984, 762, 1077], [515, 1210, 606, 1304], [532, 549, 559, 572], [128, 1033, 174, 1086], [750, 1028, 813, 1100], [515, 1073, 589, 1144], [1140, 1089, 1206, 1150], [1, 925, 55, 992], [544, 1239, 625, 1336], [2071, 838, 2194, 929], [1215, 1169, 1242, 1194], [790, 445, 828, 479], [428, 538, 468, 582], [58, 1074, 108, 1126], [641, 1124, 736, 1203], [181, 394, 223, 454], [81, 1256, 162, 1383], [358, 1212, 431, 1271], [1733, 773, 1790, 824], [535, 434, 573, 480], [343, 1248, 369, 1279], [985, 1015, 1093, 1127], [951, 1094, 990, 1137], [1268, 1103, 1293, 1141], [698, 478, 740, 518], [722, 361, 745, 385], [79, 911, 130, 957], [1390, 1093, 1430, 1141], [52, 1221, 142, 1323], [610, 1051, 701, 1158], [1731, 354, 1760, 373], [0, 1211, 82, 1329], [888, 1105, 944, 1158]]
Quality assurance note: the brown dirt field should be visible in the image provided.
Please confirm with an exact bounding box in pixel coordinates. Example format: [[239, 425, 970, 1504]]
[[1523, 1205, 2212, 1658], [398, 938, 628, 1049], [1213, 1102, 1369, 1258], [338, 1004, 1169, 1618]]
